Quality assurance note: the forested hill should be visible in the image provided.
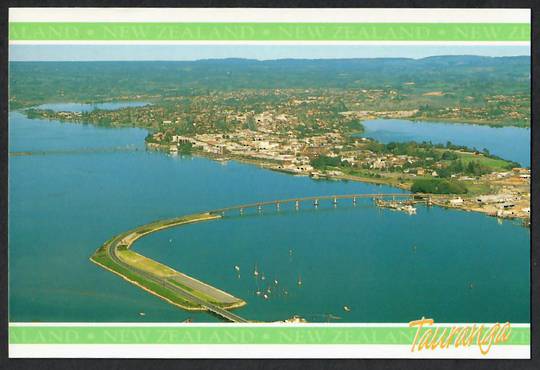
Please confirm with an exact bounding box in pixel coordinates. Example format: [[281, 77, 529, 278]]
[[9, 55, 530, 108]]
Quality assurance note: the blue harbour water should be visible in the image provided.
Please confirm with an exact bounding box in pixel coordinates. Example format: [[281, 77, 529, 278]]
[[34, 101, 150, 113], [8, 104, 530, 323], [361, 119, 530, 167]]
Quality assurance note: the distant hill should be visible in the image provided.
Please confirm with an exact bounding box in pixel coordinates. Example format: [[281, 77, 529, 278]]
[[9, 56, 530, 107]]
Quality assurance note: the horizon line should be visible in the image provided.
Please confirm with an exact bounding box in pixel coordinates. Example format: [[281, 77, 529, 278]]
[[9, 54, 531, 63]]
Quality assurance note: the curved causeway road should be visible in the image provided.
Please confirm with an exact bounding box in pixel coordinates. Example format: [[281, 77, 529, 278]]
[[92, 193, 424, 322], [91, 213, 249, 322], [106, 235, 249, 323]]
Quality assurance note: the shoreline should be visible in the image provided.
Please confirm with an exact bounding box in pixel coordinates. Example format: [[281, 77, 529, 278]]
[[149, 144, 530, 223], [91, 255, 247, 312], [402, 115, 529, 129], [90, 258, 206, 312], [12, 108, 531, 223], [91, 213, 248, 319], [10, 106, 531, 129]]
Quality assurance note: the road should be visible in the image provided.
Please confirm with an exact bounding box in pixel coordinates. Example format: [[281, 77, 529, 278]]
[[96, 193, 438, 323], [105, 235, 249, 323]]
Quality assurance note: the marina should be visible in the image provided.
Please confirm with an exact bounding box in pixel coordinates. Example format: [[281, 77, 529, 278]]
[[374, 199, 418, 215]]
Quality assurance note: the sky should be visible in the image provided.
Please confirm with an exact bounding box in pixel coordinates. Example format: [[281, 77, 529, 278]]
[[9, 44, 530, 61]]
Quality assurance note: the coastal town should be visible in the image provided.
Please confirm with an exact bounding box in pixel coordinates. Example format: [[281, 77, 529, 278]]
[[25, 88, 531, 224], [147, 128, 530, 223]]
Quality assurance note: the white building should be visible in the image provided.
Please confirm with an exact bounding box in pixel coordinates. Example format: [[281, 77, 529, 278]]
[[449, 197, 464, 206]]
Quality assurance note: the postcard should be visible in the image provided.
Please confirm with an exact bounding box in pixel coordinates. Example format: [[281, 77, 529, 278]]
[[7, 7, 531, 359]]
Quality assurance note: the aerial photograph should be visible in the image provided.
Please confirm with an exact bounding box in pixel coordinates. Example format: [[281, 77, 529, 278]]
[[8, 44, 530, 324]]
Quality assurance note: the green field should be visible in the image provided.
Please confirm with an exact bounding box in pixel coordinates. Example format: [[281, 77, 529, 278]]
[[91, 250, 201, 310], [455, 151, 516, 170], [90, 212, 246, 313]]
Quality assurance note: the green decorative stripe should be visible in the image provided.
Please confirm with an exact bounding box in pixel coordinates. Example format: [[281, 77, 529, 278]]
[[9, 22, 530, 41], [9, 326, 530, 345]]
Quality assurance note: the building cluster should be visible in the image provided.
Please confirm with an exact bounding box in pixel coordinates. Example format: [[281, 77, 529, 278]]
[[443, 167, 531, 219], [25, 87, 531, 222], [161, 129, 352, 174]]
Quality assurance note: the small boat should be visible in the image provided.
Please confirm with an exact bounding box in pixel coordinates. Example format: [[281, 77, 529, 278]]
[[375, 199, 417, 215], [343, 306, 351, 312], [234, 265, 240, 272], [267, 288, 272, 293], [274, 279, 278, 285], [256, 290, 261, 296], [139, 312, 146, 316], [261, 274, 266, 281], [283, 315, 307, 323], [297, 275, 302, 286], [253, 264, 259, 276], [402, 205, 417, 215], [263, 294, 269, 300]]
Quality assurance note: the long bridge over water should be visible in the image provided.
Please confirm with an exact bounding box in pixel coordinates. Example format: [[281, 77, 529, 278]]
[[209, 193, 438, 215], [93, 192, 440, 323]]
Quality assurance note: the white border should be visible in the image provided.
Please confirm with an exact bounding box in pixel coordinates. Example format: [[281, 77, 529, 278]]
[[8, 8, 531, 23], [9, 344, 531, 359]]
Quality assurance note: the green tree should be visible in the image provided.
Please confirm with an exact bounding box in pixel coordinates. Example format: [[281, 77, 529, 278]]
[[411, 179, 468, 194]]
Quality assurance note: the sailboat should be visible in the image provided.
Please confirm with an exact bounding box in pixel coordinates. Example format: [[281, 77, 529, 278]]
[[253, 264, 259, 277], [297, 274, 302, 286]]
